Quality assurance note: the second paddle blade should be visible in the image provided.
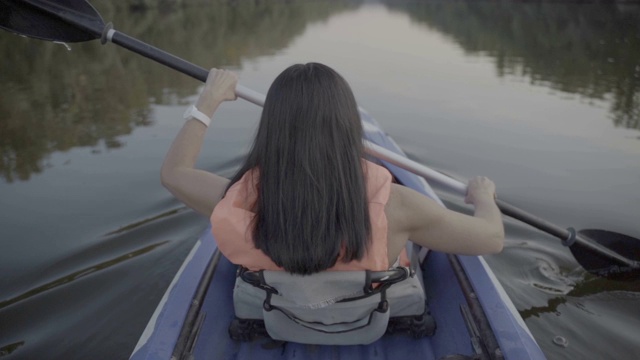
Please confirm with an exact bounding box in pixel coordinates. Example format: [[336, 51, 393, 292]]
[[571, 229, 640, 281]]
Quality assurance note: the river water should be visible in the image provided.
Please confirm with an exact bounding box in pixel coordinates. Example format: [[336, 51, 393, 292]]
[[1, 1, 639, 359]]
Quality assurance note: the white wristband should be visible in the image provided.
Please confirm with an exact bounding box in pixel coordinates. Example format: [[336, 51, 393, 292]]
[[183, 104, 211, 127]]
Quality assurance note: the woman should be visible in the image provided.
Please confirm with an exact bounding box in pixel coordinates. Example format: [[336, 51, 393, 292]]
[[161, 63, 504, 276]]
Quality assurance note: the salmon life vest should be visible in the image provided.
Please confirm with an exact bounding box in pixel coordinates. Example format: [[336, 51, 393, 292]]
[[210, 160, 408, 271]]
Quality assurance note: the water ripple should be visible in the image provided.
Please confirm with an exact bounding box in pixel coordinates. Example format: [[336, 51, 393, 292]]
[[0, 241, 168, 311]]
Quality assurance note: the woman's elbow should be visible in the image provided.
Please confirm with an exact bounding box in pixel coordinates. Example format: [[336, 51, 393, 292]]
[[473, 222, 504, 255], [160, 165, 178, 193], [486, 230, 505, 254], [489, 238, 504, 254]]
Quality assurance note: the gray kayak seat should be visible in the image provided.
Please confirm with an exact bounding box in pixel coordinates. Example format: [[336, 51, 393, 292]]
[[229, 243, 436, 345]]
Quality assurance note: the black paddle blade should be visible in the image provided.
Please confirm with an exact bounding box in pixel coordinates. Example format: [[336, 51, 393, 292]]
[[571, 229, 640, 281], [0, 0, 104, 42]]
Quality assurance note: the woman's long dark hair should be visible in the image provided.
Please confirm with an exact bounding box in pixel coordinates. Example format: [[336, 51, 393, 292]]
[[226, 63, 371, 275]]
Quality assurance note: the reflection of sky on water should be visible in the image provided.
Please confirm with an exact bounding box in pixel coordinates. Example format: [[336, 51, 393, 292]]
[[271, 5, 639, 150], [381, 0, 640, 131]]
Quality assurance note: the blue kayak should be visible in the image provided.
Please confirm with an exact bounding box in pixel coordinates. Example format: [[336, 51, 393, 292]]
[[129, 110, 546, 360]]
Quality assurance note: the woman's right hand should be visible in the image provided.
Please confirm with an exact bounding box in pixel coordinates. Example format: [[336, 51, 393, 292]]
[[195, 68, 238, 118], [465, 176, 497, 205]]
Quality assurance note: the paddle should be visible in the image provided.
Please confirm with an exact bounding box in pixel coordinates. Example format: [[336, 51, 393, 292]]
[[1, 0, 638, 281]]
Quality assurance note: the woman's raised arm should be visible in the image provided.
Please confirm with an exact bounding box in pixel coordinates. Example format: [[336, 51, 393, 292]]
[[388, 176, 504, 256], [160, 69, 237, 217]]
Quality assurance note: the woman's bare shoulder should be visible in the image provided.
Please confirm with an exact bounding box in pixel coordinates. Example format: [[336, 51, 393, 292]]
[[385, 183, 438, 233]]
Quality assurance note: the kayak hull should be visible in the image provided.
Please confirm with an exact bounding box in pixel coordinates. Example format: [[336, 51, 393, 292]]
[[130, 110, 545, 360]]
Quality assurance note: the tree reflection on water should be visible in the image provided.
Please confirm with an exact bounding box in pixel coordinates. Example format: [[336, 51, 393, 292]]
[[383, 0, 640, 130], [0, 0, 360, 183], [1, 0, 638, 183]]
